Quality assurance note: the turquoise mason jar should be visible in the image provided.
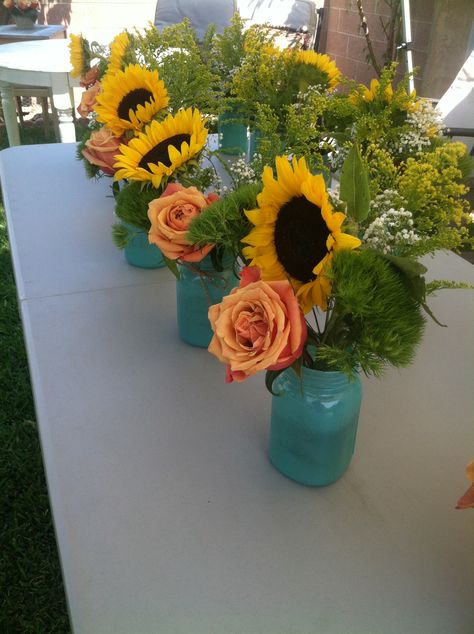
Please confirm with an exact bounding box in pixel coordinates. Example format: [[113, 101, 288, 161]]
[[122, 221, 165, 269], [217, 105, 248, 156], [176, 254, 239, 348], [269, 367, 362, 486]]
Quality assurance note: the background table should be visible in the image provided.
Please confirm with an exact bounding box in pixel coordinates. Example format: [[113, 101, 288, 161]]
[[0, 39, 77, 146], [0, 23, 66, 44], [1, 142, 473, 634]]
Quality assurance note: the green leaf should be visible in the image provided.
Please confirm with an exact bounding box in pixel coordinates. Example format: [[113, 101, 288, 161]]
[[111, 180, 121, 200], [163, 255, 180, 280], [382, 254, 428, 279], [265, 368, 286, 396], [339, 143, 370, 222], [420, 301, 446, 328], [382, 254, 446, 326], [382, 254, 427, 303]]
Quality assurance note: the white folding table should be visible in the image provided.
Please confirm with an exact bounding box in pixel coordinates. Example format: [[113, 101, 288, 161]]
[[0, 39, 77, 146], [1, 143, 473, 634]]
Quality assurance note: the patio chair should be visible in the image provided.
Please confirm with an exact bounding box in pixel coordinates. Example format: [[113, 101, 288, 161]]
[[154, 0, 237, 40], [154, 0, 323, 50], [437, 49, 474, 157], [238, 0, 322, 50]]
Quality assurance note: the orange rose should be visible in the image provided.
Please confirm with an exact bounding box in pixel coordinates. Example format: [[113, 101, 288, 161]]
[[456, 460, 474, 510], [3, 1, 14, 9], [208, 267, 307, 383], [82, 126, 123, 176], [147, 183, 216, 262], [80, 66, 100, 89], [77, 81, 101, 118]]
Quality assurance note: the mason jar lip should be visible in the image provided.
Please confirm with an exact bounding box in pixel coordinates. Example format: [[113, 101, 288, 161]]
[[281, 365, 360, 386]]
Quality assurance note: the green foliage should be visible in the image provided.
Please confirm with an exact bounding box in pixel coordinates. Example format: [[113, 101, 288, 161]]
[[127, 21, 220, 113], [229, 24, 281, 126], [111, 221, 129, 249], [312, 249, 426, 376], [209, 13, 247, 101], [265, 368, 287, 396], [426, 279, 474, 294], [173, 160, 217, 192], [457, 150, 474, 181], [339, 143, 370, 222], [162, 254, 181, 279], [187, 183, 261, 259], [114, 181, 157, 231], [76, 124, 102, 180], [364, 143, 398, 195], [284, 90, 329, 168], [397, 141, 473, 250]]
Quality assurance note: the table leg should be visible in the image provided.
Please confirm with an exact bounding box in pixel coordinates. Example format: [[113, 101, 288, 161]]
[[0, 81, 21, 146], [50, 74, 76, 143]]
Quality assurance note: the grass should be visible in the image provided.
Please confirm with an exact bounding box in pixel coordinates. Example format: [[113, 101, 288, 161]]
[[0, 122, 71, 633]]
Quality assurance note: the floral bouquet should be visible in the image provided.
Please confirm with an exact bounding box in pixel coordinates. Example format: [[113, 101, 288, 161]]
[[229, 25, 341, 167], [69, 27, 220, 258], [193, 154, 431, 383], [70, 26, 239, 343], [3, 0, 39, 18], [185, 138, 472, 484]]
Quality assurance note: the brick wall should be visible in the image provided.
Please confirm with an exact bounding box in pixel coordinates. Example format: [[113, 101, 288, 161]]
[[319, 0, 434, 92]]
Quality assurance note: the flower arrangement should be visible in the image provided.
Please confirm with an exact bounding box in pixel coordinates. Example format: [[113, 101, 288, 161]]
[[69, 27, 221, 262], [230, 25, 341, 164], [191, 154, 433, 386], [231, 26, 340, 122], [3, 0, 39, 18], [71, 19, 473, 487]]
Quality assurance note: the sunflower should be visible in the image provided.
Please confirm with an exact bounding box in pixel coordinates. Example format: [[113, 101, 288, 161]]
[[94, 64, 169, 137], [242, 156, 361, 313], [106, 31, 130, 76], [349, 78, 393, 105], [69, 34, 86, 78], [113, 108, 208, 188], [294, 50, 341, 91]]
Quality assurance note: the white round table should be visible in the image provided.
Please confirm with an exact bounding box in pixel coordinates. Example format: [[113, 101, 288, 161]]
[[0, 39, 78, 145]]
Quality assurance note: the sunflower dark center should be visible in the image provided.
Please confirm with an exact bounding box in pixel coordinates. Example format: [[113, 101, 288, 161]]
[[117, 88, 154, 121], [274, 196, 330, 283], [138, 134, 191, 170]]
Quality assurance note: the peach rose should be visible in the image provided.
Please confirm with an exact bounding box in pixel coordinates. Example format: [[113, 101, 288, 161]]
[[147, 183, 217, 262], [82, 126, 123, 175], [80, 66, 100, 89], [208, 266, 307, 383], [3, 1, 14, 9], [77, 81, 101, 117], [456, 460, 474, 510]]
